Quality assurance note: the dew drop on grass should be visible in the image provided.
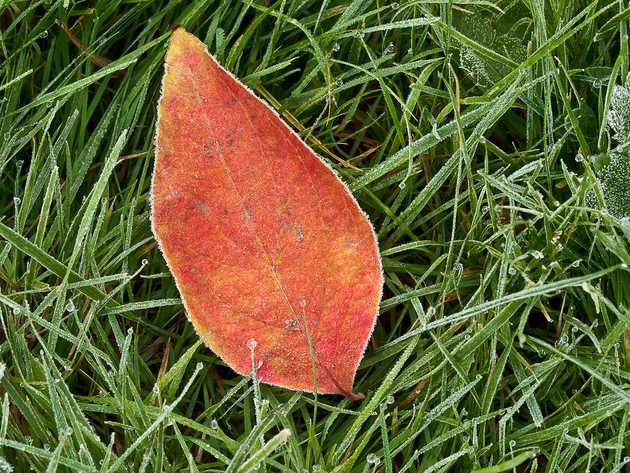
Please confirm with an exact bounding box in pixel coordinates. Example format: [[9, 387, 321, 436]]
[[398, 180, 406, 189], [390, 2, 400, 9], [40, 30, 48, 38], [210, 419, 219, 429], [65, 300, 75, 312], [331, 42, 340, 52], [426, 306, 436, 319], [366, 453, 380, 465], [508, 266, 517, 276], [247, 338, 257, 351], [386, 395, 395, 405], [11, 306, 20, 315], [0, 363, 4, 381]]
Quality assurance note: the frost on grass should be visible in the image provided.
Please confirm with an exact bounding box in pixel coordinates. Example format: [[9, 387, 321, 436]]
[[0, 457, 13, 473], [608, 77, 630, 144], [455, 9, 527, 87], [590, 150, 630, 219], [587, 75, 630, 219]]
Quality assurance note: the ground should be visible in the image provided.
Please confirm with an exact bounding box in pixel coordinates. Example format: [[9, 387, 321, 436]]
[[1, 1, 630, 472]]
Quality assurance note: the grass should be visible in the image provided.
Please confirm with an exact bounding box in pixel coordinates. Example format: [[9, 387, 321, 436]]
[[1, 0, 630, 471]]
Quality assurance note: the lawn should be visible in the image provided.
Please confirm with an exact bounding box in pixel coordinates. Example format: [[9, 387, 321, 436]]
[[1, 0, 630, 472]]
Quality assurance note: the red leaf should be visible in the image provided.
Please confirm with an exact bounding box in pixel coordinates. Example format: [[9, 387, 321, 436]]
[[151, 28, 383, 398]]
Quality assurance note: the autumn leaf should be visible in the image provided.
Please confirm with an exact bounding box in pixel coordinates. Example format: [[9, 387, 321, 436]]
[[151, 28, 383, 398]]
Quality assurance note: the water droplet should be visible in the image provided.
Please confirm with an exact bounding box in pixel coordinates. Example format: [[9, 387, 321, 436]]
[[624, 456, 630, 463], [426, 306, 436, 318], [384, 42, 395, 54], [481, 205, 489, 214], [65, 300, 75, 312], [390, 2, 400, 9], [331, 42, 340, 52], [398, 181, 406, 189], [12, 306, 21, 315], [334, 78, 344, 87], [210, 419, 219, 429], [40, 30, 48, 38], [13, 197, 21, 206], [386, 395, 395, 405], [593, 79, 602, 88], [247, 338, 257, 350], [141, 258, 149, 266], [508, 266, 517, 275], [366, 453, 380, 465], [509, 440, 516, 448]]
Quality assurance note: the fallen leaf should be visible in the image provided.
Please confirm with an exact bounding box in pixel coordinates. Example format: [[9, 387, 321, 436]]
[[151, 28, 383, 398]]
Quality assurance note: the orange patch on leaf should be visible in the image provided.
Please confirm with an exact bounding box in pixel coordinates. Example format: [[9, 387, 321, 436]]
[[151, 28, 383, 398]]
